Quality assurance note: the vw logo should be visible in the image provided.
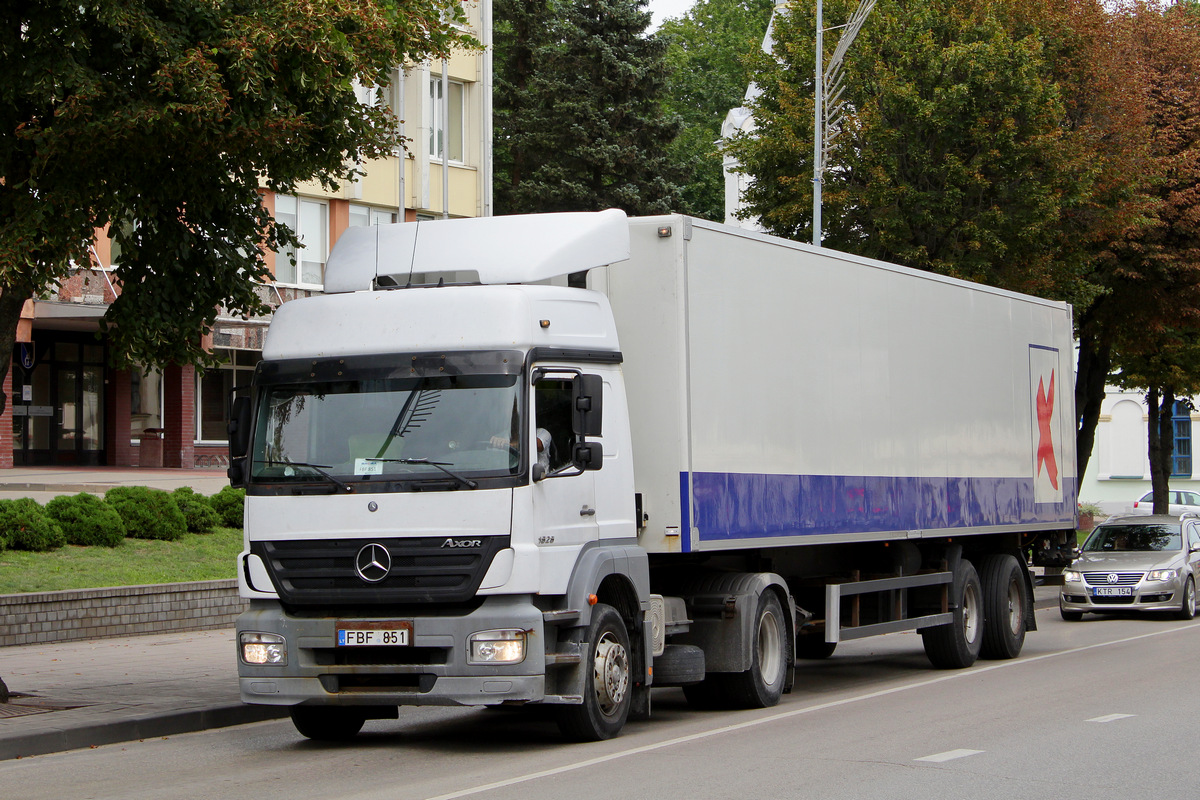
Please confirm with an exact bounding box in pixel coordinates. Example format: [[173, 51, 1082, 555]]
[[1107, 573, 1119, 585], [355, 543, 391, 583]]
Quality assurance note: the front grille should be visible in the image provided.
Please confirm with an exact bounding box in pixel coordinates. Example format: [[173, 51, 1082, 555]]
[[251, 536, 509, 605], [1091, 594, 1137, 605], [1082, 572, 1143, 586]]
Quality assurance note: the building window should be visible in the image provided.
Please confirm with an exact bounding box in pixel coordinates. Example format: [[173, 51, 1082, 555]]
[[1173, 401, 1192, 478], [196, 349, 259, 443], [348, 204, 396, 228], [429, 76, 464, 163], [274, 195, 328, 286], [130, 367, 163, 445]]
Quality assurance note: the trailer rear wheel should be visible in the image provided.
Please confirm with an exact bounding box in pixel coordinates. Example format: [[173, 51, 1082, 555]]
[[979, 554, 1027, 659], [725, 591, 788, 708], [289, 706, 367, 741], [557, 603, 632, 741], [921, 560, 982, 669]]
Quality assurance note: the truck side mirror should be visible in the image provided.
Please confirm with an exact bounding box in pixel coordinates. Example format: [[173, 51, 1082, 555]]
[[572, 374, 603, 437], [228, 396, 251, 458], [572, 441, 604, 471]]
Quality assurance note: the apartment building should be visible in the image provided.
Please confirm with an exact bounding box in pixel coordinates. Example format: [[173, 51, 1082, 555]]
[[2, 3, 492, 469]]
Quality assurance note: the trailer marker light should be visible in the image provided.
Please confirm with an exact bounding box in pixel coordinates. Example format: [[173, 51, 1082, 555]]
[[540, 319, 551, 328]]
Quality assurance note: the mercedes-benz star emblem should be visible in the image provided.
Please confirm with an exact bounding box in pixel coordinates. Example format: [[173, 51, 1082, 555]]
[[355, 543, 391, 583]]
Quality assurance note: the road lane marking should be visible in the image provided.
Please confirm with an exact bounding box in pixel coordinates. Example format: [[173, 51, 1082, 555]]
[[415, 623, 1196, 800], [1086, 713, 1135, 723], [915, 749, 983, 763]]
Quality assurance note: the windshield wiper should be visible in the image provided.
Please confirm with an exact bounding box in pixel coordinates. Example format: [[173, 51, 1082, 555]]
[[367, 457, 478, 489], [260, 459, 353, 493]]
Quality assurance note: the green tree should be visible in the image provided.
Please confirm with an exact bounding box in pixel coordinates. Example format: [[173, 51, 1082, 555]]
[[0, 0, 474, 416], [493, 0, 684, 214], [727, 0, 1097, 297], [659, 0, 775, 220]]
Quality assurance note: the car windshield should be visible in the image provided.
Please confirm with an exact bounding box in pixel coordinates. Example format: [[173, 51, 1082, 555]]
[[1082, 524, 1181, 553], [250, 373, 521, 484]]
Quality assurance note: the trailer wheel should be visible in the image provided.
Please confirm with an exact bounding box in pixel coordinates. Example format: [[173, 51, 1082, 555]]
[[796, 636, 837, 659], [979, 554, 1027, 660], [725, 591, 788, 708], [921, 560, 983, 669], [289, 706, 367, 741], [557, 603, 632, 741]]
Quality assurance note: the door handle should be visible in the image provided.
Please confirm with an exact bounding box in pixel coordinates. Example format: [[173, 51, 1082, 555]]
[[580, 506, 596, 517]]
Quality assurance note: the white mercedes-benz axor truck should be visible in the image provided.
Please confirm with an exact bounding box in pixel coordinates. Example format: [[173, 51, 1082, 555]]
[[229, 210, 1078, 742]]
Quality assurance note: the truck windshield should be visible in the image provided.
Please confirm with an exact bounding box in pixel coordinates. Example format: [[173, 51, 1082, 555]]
[[250, 374, 522, 485]]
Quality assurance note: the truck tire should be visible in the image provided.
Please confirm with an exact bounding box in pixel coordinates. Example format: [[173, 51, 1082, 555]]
[[652, 644, 705, 686], [289, 706, 367, 741], [557, 603, 632, 741], [921, 560, 983, 669], [724, 591, 788, 708], [1177, 576, 1197, 621], [979, 554, 1027, 660]]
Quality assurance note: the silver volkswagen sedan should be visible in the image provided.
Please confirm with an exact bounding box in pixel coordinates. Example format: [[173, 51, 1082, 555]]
[[1060, 514, 1200, 621]]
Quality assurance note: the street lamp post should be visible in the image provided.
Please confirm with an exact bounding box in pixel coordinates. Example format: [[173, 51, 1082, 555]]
[[813, 0, 876, 246]]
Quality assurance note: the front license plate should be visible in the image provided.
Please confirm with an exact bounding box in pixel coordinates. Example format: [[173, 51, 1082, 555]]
[[1091, 587, 1134, 597], [336, 621, 413, 647]]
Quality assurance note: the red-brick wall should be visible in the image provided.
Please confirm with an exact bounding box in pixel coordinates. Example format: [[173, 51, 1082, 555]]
[[105, 369, 135, 466], [0, 367, 13, 468], [163, 364, 196, 469]]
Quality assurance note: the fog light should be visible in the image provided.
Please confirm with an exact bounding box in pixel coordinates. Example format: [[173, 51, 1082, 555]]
[[240, 632, 287, 666], [468, 630, 526, 664]]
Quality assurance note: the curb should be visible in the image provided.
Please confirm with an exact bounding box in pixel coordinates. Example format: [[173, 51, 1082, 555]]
[[0, 704, 289, 762]]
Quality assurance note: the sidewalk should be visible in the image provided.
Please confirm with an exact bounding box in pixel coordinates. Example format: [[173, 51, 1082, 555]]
[[0, 466, 284, 761]]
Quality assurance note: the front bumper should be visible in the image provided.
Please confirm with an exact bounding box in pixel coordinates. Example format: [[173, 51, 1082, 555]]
[[236, 595, 549, 708], [1060, 578, 1185, 614]]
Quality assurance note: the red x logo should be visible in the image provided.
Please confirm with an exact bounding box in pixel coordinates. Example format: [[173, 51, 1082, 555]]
[[1036, 371, 1059, 490]]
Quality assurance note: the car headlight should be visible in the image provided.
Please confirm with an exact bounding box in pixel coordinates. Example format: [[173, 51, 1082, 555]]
[[468, 630, 526, 664], [1147, 569, 1179, 582], [1063, 570, 1082, 583], [240, 632, 287, 665]]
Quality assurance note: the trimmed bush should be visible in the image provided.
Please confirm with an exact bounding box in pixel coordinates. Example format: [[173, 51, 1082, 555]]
[[0, 498, 65, 552], [208, 486, 245, 529], [105, 486, 187, 541], [172, 487, 220, 534], [44, 493, 127, 547]]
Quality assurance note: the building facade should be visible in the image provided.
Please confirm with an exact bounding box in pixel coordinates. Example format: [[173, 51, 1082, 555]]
[[2, 3, 492, 470]]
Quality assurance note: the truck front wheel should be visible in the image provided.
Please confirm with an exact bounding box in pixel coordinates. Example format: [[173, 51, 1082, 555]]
[[289, 706, 367, 741], [921, 560, 983, 669], [557, 603, 632, 741]]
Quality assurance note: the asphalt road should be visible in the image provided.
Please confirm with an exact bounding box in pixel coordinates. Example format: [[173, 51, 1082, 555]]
[[5, 607, 1199, 800]]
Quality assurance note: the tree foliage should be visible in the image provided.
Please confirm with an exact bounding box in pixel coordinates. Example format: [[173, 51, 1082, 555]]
[[658, 0, 775, 220], [493, 0, 684, 214], [0, 0, 474, 414]]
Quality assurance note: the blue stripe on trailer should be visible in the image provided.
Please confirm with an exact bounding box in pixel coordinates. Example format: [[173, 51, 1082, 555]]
[[688, 472, 1078, 542]]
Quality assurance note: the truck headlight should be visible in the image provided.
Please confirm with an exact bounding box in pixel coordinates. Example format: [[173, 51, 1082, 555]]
[[468, 630, 526, 664], [1147, 569, 1178, 582], [1063, 570, 1082, 583], [240, 632, 287, 666]]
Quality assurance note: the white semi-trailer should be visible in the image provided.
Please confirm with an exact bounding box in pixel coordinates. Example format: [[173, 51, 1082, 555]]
[[229, 210, 1077, 742]]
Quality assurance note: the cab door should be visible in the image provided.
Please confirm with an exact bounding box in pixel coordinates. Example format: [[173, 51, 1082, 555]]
[[529, 370, 598, 577]]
